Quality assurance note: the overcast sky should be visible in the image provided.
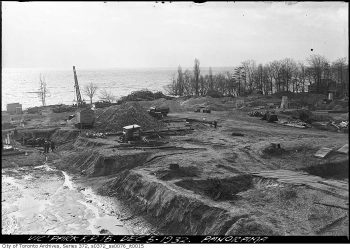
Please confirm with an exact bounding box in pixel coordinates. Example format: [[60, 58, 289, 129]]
[[2, 1, 348, 69]]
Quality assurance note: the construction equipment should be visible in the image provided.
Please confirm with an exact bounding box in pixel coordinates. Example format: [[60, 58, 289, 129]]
[[73, 66, 86, 108], [120, 124, 141, 142], [71, 66, 94, 128], [194, 106, 211, 113], [148, 106, 169, 119]]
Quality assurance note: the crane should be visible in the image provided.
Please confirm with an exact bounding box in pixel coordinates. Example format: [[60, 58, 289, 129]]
[[73, 66, 84, 108]]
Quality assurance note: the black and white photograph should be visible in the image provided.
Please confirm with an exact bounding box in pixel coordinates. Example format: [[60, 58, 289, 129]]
[[1, 1, 349, 241]]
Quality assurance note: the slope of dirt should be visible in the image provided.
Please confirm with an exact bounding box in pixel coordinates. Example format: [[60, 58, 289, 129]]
[[97, 170, 279, 235], [57, 141, 150, 177]]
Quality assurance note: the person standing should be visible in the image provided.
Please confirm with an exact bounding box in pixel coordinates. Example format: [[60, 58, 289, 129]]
[[44, 140, 49, 153], [42, 141, 46, 153], [50, 140, 55, 152]]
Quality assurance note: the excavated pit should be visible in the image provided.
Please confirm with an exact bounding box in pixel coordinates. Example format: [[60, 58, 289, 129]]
[[155, 166, 200, 181], [301, 159, 349, 180], [97, 170, 278, 235], [175, 174, 254, 201]]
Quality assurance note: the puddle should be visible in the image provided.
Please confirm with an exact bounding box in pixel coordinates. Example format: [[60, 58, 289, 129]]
[[77, 199, 129, 235], [62, 171, 74, 190], [23, 175, 33, 180], [95, 215, 128, 234], [34, 164, 55, 171]]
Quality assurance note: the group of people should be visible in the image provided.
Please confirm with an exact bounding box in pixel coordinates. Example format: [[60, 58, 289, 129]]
[[43, 140, 55, 153]]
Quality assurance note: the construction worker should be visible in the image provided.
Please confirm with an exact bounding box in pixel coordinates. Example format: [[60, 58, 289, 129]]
[[44, 140, 49, 153], [50, 140, 55, 152]]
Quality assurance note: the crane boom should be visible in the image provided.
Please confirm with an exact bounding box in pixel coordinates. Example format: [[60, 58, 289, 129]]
[[73, 66, 83, 107]]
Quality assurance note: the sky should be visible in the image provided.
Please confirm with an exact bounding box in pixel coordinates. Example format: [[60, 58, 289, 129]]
[[2, 1, 348, 69]]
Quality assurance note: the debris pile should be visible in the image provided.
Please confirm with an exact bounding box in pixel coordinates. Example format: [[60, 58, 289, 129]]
[[328, 120, 349, 133], [279, 120, 310, 129], [83, 132, 106, 139], [248, 111, 264, 117], [95, 102, 165, 132], [52, 105, 76, 113], [118, 90, 172, 103]]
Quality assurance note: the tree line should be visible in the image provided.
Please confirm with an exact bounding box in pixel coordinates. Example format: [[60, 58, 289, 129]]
[[166, 55, 349, 97]]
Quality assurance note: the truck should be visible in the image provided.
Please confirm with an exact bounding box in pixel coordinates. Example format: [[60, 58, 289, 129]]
[[148, 106, 169, 119]]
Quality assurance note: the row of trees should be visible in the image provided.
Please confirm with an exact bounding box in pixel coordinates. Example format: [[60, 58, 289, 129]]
[[167, 55, 349, 97]]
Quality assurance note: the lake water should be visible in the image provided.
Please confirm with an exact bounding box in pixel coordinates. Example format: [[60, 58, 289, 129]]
[[1, 67, 232, 110]]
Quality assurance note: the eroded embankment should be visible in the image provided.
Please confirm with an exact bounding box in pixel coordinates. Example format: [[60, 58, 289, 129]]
[[57, 135, 277, 235], [96, 170, 278, 235], [58, 150, 150, 177]]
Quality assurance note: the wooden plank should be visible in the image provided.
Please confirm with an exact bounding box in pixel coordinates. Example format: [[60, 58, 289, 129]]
[[316, 214, 348, 235], [318, 181, 348, 191], [314, 202, 348, 210], [337, 144, 348, 154], [307, 185, 348, 200], [314, 147, 333, 158]]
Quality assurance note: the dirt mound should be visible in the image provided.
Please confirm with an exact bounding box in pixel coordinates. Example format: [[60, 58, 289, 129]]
[[119, 90, 173, 102], [51, 129, 80, 144], [137, 98, 185, 113], [180, 96, 234, 111], [57, 149, 149, 176], [95, 102, 165, 132], [15, 128, 59, 141]]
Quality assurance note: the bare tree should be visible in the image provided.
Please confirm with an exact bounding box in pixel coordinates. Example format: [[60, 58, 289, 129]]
[[269, 60, 283, 93], [233, 66, 245, 95], [332, 57, 348, 94], [307, 54, 329, 92], [208, 67, 213, 91], [38, 74, 50, 106], [241, 60, 256, 93], [193, 58, 200, 96], [280, 58, 297, 92], [177, 65, 184, 96], [99, 89, 116, 103], [296, 62, 307, 93], [83, 83, 98, 105]]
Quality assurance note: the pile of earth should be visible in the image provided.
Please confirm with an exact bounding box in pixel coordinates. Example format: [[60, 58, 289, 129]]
[[180, 96, 235, 111], [118, 90, 173, 103], [137, 98, 186, 113], [95, 102, 165, 132]]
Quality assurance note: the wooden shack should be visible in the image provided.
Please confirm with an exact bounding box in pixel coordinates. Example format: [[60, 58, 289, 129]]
[[7, 103, 22, 115], [75, 108, 95, 128]]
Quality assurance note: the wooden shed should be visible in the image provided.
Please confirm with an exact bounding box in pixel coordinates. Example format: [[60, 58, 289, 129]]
[[7, 103, 22, 115]]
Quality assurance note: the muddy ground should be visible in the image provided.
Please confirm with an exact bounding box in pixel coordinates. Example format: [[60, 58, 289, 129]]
[[2, 96, 349, 236]]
